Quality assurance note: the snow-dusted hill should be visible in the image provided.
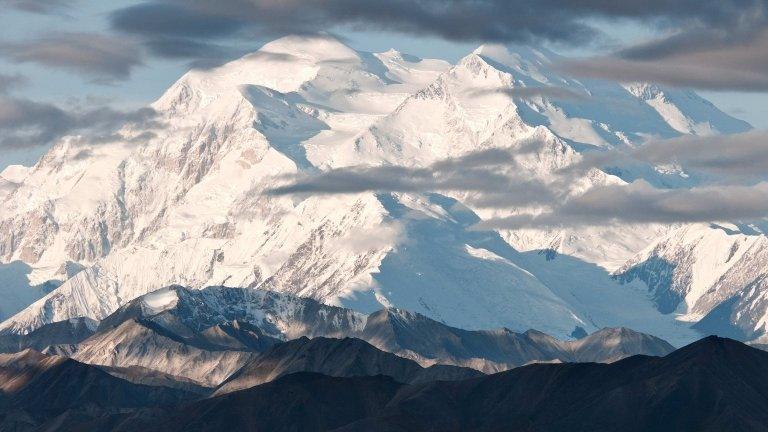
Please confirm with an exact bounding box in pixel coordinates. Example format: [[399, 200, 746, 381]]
[[22, 286, 676, 384], [0, 35, 758, 345]]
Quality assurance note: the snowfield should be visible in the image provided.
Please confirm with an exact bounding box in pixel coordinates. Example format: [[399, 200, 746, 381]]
[[0, 35, 762, 346]]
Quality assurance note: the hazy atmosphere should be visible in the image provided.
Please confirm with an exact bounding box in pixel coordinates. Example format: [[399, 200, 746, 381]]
[[2, 2, 768, 431]]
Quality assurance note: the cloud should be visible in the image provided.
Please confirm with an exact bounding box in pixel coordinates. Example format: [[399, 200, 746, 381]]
[[142, 37, 237, 63], [270, 143, 768, 229], [267, 148, 556, 206], [104, 0, 768, 89], [0, 97, 160, 148], [475, 180, 768, 229], [1, 0, 72, 14], [0, 32, 143, 82], [567, 130, 768, 180], [560, 53, 768, 93], [0, 73, 27, 94], [109, 0, 764, 55], [470, 86, 589, 101], [267, 132, 768, 228], [330, 221, 406, 254], [111, 2, 245, 39], [560, 24, 768, 92], [109, 2, 246, 64]]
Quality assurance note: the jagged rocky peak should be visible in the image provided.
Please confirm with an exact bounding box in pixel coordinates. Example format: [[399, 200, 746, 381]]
[[3, 286, 679, 383], [623, 82, 751, 135], [99, 285, 368, 340], [571, 327, 676, 362]]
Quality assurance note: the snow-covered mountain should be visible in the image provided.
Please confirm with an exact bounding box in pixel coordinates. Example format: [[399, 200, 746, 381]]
[[616, 223, 768, 342], [0, 35, 759, 345]]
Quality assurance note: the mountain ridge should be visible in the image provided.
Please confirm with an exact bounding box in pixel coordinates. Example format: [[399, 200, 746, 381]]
[[0, 34, 759, 346], [140, 336, 768, 432], [3, 285, 678, 382]]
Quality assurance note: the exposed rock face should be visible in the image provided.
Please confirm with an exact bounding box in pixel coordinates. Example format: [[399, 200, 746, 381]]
[[65, 285, 368, 387], [214, 336, 482, 395], [146, 337, 768, 432], [0, 287, 675, 385], [0, 316, 96, 353], [33, 286, 676, 382], [0, 349, 194, 431], [361, 308, 675, 372]]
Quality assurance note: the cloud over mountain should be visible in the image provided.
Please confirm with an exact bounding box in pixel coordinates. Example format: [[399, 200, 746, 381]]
[[112, 0, 763, 46], [268, 148, 555, 207], [0, 97, 160, 149], [476, 181, 768, 228], [105, 0, 768, 94], [0, 32, 143, 82]]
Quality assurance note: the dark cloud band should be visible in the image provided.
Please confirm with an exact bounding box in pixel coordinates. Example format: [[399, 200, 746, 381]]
[[267, 148, 556, 206], [559, 35, 768, 92], [0, 33, 143, 82], [567, 131, 768, 180], [474, 181, 768, 229], [0, 97, 160, 149], [109, 0, 766, 57], [102, 0, 768, 92]]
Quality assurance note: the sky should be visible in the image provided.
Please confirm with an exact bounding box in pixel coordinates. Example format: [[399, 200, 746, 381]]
[[1, 0, 768, 171]]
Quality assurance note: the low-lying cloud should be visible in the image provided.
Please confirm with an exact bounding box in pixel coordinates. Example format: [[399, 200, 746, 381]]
[[470, 86, 589, 101], [475, 181, 768, 229], [267, 148, 556, 207], [567, 130, 768, 181], [0, 97, 160, 148], [561, 26, 768, 92], [269, 131, 768, 229]]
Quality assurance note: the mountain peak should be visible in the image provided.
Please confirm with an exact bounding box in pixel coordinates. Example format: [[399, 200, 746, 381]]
[[0, 28, 754, 349], [257, 34, 358, 62], [0, 347, 49, 366], [660, 334, 768, 367], [678, 334, 753, 354], [591, 326, 640, 336], [472, 43, 556, 68]]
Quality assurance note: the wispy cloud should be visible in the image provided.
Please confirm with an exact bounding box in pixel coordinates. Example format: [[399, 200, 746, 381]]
[[267, 148, 556, 206], [99, 0, 768, 93], [1, 0, 73, 14], [0, 32, 143, 82], [0, 97, 160, 149], [475, 180, 768, 229], [108, 0, 765, 60], [469, 86, 589, 101], [270, 130, 768, 229], [566, 130, 768, 181], [0, 73, 27, 94], [560, 22, 768, 92]]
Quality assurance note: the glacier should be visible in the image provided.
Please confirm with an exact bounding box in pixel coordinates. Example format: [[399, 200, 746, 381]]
[[0, 34, 761, 346]]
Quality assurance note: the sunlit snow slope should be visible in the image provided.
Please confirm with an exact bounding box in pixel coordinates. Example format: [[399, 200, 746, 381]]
[[0, 35, 756, 345]]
